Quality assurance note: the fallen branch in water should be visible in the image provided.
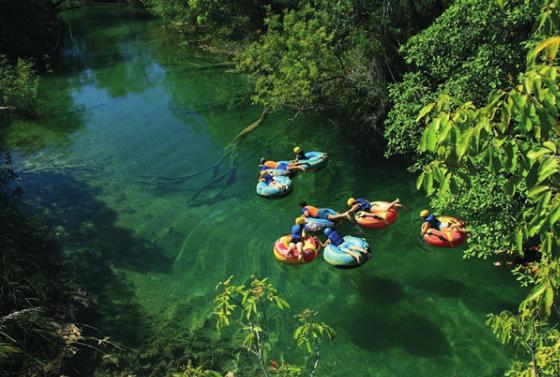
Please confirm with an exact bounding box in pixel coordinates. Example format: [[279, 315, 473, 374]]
[[21, 165, 93, 174], [144, 107, 269, 185]]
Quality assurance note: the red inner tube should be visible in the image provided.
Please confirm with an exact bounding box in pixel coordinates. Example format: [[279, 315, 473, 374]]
[[423, 228, 467, 248], [356, 209, 398, 229]]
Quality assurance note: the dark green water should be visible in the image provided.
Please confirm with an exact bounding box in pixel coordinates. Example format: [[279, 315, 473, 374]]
[[1, 5, 524, 376]]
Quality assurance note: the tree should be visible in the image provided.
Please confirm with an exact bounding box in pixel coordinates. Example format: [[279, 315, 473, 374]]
[[414, 1, 560, 374], [384, 0, 541, 156], [213, 276, 334, 377]]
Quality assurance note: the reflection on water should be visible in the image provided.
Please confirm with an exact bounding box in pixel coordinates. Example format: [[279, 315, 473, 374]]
[[0, 5, 524, 377]]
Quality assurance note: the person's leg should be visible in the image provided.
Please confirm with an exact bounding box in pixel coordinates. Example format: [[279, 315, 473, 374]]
[[449, 221, 466, 232], [387, 198, 401, 211], [347, 250, 361, 262], [350, 245, 369, 254], [289, 164, 305, 172], [297, 242, 304, 260], [287, 242, 296, 257], [362, 210, 384, 220]]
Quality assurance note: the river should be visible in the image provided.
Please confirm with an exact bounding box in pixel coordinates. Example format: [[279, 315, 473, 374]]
[[0, 5, 523, 377]]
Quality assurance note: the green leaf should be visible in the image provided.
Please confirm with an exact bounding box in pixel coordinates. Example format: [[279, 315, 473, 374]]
[[416, 103, 435, 122], [416, 172, 425, 191], [504, 141, 518, 173], [527, 185, 549, 200], [525, 283, 546, 303], [423, 170, 434, 195], [456, 128, 473, 159], [548, 203, 560, 228], [543, 141, 557, 153], [426, 119, 439, 151], [439, 173, 452, 196], [544, 285, 553, 317], [527, 148, 551, 160], [515, 229, 524, 254], [538, 157, 558, 183]]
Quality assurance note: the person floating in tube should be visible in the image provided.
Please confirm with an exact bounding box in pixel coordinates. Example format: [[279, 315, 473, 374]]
[[258, 170, 289, 190], [420, 210, 466, 238], [299, 201, 351, 221], [345, 197, 402, 219], [292, 146, 306, 162], [321, 228, 369, 263], [288, 217, 307, 260], [259, 158, 306, 173]]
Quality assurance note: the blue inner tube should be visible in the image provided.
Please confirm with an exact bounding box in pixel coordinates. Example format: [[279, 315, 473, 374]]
[[256, 176, 293, 197], [299, 151, 328, 170], [323, 236, 370, 269], [304, 209, 337, 232]]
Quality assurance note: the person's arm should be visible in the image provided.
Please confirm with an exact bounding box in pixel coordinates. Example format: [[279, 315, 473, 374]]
[[302, 228, 307, 239], [421, 222, 429, 235]]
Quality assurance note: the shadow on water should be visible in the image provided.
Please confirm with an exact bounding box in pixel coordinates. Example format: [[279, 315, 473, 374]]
[[17, 169, 173, 348], [409, 275, 520, 315], [347, 311, 450, 358], [411, 277, 468, 298], [332, 273, 450, 358], [354, 274, 405, 305]]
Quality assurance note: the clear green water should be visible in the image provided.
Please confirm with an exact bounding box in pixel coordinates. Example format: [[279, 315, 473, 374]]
[[1, 5, 524, 376]]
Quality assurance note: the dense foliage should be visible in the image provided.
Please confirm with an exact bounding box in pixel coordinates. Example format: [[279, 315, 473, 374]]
[[142, 0, 449, 133], [415, 0, 560, 374], [384, 0, 541, 156]]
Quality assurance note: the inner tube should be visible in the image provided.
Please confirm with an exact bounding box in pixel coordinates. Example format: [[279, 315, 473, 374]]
[[323, 236, 370, 269], [261, 168, 295, 177], [423, 216, 467, 248], [298, 151, 328, 171], [355, 207, 398, 229], [304, 208, 337, 232], [273, 236, 321, 265], [256, 176, 293, 198], [260, 161, 296, 177]]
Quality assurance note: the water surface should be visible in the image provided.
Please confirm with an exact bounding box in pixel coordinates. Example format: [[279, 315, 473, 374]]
[[1, 5, 523, 377]]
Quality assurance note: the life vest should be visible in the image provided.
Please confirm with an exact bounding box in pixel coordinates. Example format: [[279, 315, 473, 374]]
[[301, 205, 320, 218], [327, 231, 344, 247], [425, 214, 442, 229], [356, 198, 372, 211], [263, 161, 277, 169], [290, 224, 304, 241]]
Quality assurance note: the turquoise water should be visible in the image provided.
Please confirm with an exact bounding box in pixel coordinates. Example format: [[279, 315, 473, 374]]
[[1, 5, 524, 376]]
